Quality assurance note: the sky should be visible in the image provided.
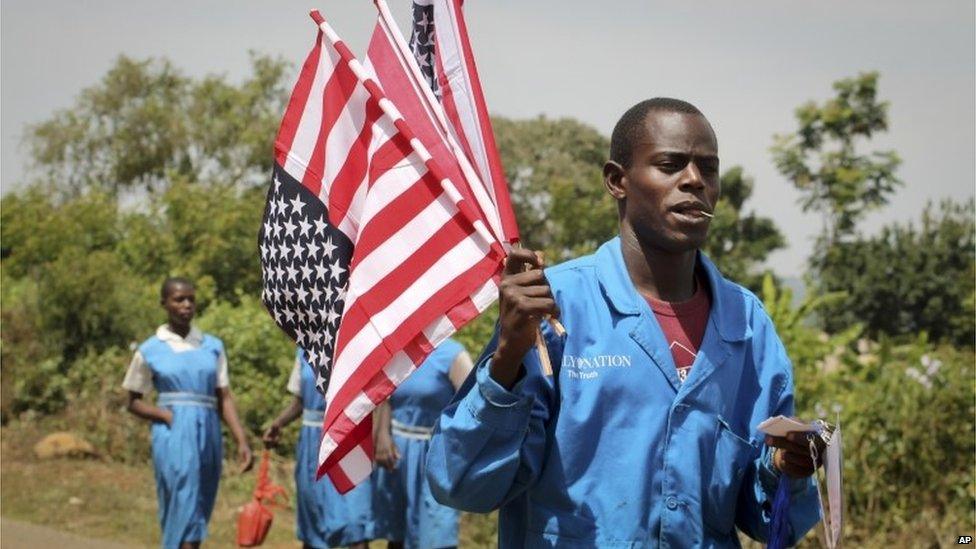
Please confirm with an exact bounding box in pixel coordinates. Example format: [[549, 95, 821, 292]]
[[2, 0, 974, 276]]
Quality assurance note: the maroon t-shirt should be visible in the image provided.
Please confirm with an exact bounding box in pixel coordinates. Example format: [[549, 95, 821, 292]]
[[645, 282, 711, 383]]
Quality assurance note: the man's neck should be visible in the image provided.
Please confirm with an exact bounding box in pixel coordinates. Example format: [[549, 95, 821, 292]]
[[619, 226, 698, 303]]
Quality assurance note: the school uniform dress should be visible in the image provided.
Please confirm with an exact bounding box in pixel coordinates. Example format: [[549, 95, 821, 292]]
[[373, 340, 466, 549], [289, 348, 374, 548], [122, 325, 229, 549], [426, 237, 821, 548]]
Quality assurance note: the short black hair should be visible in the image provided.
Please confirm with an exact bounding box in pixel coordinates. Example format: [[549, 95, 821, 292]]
[[160, 277, 195, 300], [609, 98, 706, 168]]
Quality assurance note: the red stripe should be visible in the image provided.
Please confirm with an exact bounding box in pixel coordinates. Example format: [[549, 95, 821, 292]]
[[333, 210, 476, 360], [301, 52, 362, 197], [318, 412, 372, 474], [325, 252, 501, 427], [354, 170, 443, 258], [327, 98, 383, 224], [275, 32, 323, 166], [324, 458, 353, 492], [446, 296, 479, 328]]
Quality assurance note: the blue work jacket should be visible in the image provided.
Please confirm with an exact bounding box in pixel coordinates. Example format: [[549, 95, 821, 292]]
[[426, 238, 820, 548]]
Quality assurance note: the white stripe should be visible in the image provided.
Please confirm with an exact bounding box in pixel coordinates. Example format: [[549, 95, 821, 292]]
[[335, 118, 398, 241], [433, 0, 495, 201], [319, 80, 370, 198], [284, 34, 338, 182], [344, 392, 376, 425], [328, 237, 491, 396], [337, 443, 373, 486], [382, 351, 418, 386], [318, 433, 338, 465], [351, 191, 458, 296]]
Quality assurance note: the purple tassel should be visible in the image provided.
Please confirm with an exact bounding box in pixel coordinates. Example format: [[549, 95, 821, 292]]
[[767, 474, 792, 549]]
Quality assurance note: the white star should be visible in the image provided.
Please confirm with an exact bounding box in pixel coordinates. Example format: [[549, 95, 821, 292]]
[[290, 240, 305, 261], [283, 308, 296, 324], [285, 264, 299, 281], [330, 263, 346, 282], [298, 218, 312, 235], [306, 239, 320, 259], [326, 305, 341, 325], [300, 263, 313, 280], [288, 195, 306, 216], [314, 263, 329, 280], [296, 286, 309, 304], [322, 236, 338, 258], [336, 286, 348, 303], [309, 285, 323, 304], [313, 215, 328, 234], [282, 218, 297, 239], [282, 288, 295, 304], [273, 174, 282, 192], [322, 283, 335, 302]]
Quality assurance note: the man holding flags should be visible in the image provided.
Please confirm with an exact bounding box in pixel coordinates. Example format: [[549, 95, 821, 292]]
[[425, 98, 824, 547]]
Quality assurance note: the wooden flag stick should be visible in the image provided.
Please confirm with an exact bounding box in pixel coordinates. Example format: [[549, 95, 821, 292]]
[[517, 248, 566, 376]]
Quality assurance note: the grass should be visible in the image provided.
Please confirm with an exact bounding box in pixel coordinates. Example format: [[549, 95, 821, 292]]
[[0, 419, 497, 548]]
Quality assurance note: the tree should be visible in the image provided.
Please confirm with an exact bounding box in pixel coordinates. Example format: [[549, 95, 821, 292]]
[[25, 54, 289, 196], [771, 72, 901, 247], [493, 115, 616, 262], [816, 200, 975, 346], [702, 167, 785, 289]]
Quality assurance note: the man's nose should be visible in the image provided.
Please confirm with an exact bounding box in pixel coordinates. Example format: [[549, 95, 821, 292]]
[[677, 163, 705, 191]]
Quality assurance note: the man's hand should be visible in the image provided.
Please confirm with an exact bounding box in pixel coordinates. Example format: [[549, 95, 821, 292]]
[[262, 423, 282, 448], [490, 248, 560, 389], [375, 433, 400, 472], [766, 431, 826, 478]]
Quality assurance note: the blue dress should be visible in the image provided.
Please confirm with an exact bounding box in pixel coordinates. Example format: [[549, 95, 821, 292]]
[[294, 348, 375, 548], [373, 339, 464, 549], [140, 335, 223, 549]]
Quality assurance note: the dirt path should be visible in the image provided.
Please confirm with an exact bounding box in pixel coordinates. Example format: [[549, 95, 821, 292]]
[[0, 518, 145, 549]]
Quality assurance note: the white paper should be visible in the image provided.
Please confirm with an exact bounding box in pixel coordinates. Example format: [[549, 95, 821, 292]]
[[757, 415, 817, 438], [825, 424, 843, 548]]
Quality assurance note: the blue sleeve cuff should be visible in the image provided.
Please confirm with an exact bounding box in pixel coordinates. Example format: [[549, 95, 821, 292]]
[[759, 445, 813, 496], [464, 360, 533, 432]]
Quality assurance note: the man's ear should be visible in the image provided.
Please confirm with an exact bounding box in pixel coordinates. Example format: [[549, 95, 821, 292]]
[[603, 160, 627, 200]]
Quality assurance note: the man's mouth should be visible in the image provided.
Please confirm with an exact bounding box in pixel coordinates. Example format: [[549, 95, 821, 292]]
[[669, 201, 714, 221]]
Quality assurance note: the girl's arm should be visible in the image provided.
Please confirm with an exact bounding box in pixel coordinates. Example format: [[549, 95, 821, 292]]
[[373, 400, 399, 471], [262, 396, 303, 447], [216, 387, 254, 473], [126, 391, 173, 425]]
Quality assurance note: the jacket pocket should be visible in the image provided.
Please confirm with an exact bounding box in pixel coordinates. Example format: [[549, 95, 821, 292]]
[[703, 416, 760, 535]]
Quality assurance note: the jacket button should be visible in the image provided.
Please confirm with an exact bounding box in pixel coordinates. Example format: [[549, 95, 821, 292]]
[[666, 496, 679, 510]]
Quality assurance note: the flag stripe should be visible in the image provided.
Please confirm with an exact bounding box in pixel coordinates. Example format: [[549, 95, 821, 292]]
[[275, 32, 324, 168]]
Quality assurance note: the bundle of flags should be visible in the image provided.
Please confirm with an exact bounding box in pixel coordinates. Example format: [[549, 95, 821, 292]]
[[258, 0, 517, 492]]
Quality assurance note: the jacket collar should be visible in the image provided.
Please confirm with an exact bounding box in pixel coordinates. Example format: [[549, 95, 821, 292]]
[[594, 237, 749, 342]]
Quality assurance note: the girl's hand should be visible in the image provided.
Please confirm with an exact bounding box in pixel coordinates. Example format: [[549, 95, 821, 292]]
[[375, 434, 400, 471], [238, 444, 254, 474], [160, 409, 174, 427], [262, 424, 282, 448]]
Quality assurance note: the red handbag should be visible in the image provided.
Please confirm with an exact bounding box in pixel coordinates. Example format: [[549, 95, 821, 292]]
[[237, 450, 288, 547]]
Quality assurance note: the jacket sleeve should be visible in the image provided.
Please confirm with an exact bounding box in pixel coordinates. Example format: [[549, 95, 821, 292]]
[[735, 311, 821, 544], [426, 324, 559, 513]]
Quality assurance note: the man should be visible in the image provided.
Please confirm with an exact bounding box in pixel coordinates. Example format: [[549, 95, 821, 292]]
[[425, 98, 821, 547]]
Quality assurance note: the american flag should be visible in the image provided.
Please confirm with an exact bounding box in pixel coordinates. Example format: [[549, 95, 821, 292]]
[[405, 0, 520, 245], [260, 10, 505, 492]]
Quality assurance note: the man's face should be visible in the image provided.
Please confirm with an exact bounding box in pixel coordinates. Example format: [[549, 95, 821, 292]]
[[610, 111, 720, 253]]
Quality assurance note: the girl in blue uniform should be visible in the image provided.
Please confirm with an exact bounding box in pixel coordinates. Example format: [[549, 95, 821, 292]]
[[263, 348, 375, 549], [123, 277, 253, 549], [372, 339, 473, 549]]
